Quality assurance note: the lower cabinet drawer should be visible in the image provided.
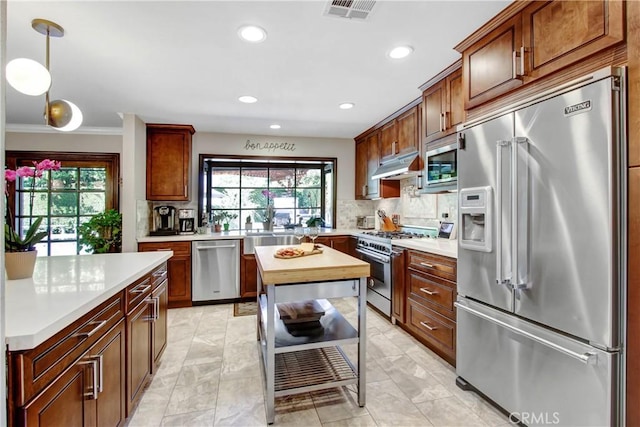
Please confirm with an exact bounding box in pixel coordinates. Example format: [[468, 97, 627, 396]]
[[408, 270, 455, 319], [407, 299, 456, 364]]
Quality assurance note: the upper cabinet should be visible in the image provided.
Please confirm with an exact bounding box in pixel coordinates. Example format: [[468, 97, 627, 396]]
[[354, 130, 400, 200], [146, 124, 195, 201], [420, 61, 464, 144], [456, 0, 624, 110], [379, 106, 420, 160]]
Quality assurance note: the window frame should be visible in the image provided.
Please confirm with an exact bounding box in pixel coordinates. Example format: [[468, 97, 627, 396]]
[[5, 151, 120, 255], [198, 154, 337, 229]]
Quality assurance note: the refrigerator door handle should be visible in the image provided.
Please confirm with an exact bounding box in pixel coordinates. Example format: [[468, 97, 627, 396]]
[[496, 140, 511, 286], [511, 137, 529, 290], [455, 301, 598, 365]]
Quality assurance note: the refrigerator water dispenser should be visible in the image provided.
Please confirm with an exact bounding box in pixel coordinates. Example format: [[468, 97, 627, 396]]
[[459, 186, 492, 252]]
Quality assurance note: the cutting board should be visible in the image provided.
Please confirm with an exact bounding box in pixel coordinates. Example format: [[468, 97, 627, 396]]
[[273, 246, 323, 259]]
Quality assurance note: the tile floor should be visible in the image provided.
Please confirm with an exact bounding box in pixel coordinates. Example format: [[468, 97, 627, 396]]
[[126, 298, 510, 427]]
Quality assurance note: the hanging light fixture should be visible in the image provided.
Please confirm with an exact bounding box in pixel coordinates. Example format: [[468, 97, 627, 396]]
[[8, 19, 83, 131]]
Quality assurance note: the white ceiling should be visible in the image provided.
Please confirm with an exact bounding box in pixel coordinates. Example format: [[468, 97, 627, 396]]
[[5, 0, 509, 138]]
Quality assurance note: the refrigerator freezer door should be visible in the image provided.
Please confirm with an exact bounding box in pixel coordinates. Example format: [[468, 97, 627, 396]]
[[458, 113, 514, 312], [456, 297, 618, 426], [513, 76, 620, 348]]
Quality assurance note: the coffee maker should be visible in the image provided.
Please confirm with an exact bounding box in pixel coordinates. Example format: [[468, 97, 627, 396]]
[[178, 209, 195, 234], [150, 205, 177, 236]]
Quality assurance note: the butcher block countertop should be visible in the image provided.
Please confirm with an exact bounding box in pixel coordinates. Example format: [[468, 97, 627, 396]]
[[254, 244, 370, 285]]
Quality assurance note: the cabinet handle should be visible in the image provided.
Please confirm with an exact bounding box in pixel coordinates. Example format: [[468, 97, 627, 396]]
[[419, 287, 438, 296], [156, 248, 172, 252], [94, 354, 104, 393], [420, 321, 438, 331], [73, 320, 107, 338], [78, 358, 99, 400], [420, 262, 434, 268], [144, 297, 157, 321], [520, 46, 526, 77], [512, 50, 517, 79], [184, 185, 188, 198], [439, 113, 444, 132], [154, 296, 160, 320], [130, 284, 151, 294]]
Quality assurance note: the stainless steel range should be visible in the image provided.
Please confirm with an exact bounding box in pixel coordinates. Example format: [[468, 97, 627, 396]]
[[355, 230, 426, 317]]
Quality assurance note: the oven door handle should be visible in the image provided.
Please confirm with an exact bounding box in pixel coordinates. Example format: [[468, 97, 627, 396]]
[[356, 248, 390, 264]]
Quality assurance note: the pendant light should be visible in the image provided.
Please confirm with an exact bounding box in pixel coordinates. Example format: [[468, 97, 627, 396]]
[[8, 19, 83, 131]]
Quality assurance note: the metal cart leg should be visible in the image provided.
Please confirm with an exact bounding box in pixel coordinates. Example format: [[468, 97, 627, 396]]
[[266, 284, 276, 424], [358, 276, 367, 407]]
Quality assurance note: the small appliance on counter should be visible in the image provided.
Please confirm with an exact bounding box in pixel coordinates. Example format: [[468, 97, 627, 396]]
[[437, 221, 457, 239], [356, 215, 375, 229], [178, 209, 195, 234], [150, 205, 178, 236]]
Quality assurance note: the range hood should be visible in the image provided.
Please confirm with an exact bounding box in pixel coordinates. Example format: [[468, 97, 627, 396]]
[[371, 150, 420, 180]]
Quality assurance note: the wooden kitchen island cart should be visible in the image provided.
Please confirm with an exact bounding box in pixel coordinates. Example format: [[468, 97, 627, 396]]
[[254, 245, 370, 424]]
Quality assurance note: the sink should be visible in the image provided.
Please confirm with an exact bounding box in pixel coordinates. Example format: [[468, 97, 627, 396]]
[[243, 233, 297, 254]]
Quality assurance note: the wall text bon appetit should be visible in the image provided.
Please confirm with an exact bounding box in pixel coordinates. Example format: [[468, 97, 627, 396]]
[[244, 139, 296, 152]]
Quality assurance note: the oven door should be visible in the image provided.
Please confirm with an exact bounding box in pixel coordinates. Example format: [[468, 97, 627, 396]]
[[426, 142, 457, 186], [355, 247, 391, 300]]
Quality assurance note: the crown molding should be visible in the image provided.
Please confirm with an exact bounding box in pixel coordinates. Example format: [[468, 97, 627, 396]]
[[5, 123, 123, 135]]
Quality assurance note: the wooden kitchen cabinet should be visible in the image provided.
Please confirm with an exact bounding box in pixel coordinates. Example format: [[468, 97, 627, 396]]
[[403, 249, 457, 366], [8, 293, 126, 427], [138, 241, 192, 308], [391, 247, 406, 324], [421, 61, 463, 144], [151, 271, 168, 371], [355, 139, 368, 200], [315, 235, 351, 254], [125, 281, 152, 416], [146, 124, 195, 201], [241, 253, 258, 298], [380, 106, 420, 160], [459, 13, 524, 109], [354, 130, 400, 200], [456, 0, 624, 110]]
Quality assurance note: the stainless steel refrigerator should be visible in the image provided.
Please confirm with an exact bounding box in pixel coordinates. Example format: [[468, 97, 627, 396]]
[[455, 67, 626, 426]]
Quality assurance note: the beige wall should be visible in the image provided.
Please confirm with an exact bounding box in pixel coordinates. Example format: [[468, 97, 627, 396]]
[[5, 131, 122, 153], [193, 132, 354, 201]]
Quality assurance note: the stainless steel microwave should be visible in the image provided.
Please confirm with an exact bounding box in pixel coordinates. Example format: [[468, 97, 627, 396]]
[[425, 141, 457, 187]]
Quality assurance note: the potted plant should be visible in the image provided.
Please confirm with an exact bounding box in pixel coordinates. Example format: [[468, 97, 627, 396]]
[[245, 215, 252, 231], [4, 159, 61, 279], [211, 212, 223, 232], [220, 211, 238, 231], [78, 209, 122, 254]]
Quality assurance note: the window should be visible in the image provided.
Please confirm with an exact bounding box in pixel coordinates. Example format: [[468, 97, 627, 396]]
[[6, 152, 119, 256], [199, 156, 336, 231]]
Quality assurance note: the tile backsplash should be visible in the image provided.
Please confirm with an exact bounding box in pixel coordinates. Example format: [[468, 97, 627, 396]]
[[335, 180, 457, 230]]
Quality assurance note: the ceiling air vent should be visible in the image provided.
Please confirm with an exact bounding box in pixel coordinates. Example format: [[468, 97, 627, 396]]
[[324, 0, 377, 20]]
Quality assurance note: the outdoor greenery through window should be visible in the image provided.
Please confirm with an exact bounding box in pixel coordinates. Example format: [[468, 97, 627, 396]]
[[6, 152, 119, 256], [200, 158, 336, 231]]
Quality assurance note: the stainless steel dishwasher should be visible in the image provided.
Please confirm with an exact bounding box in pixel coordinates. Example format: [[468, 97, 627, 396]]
[[192, 239, 240, 302]]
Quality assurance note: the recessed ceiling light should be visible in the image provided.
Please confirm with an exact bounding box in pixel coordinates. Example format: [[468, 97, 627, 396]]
[[339, 102, 355, 110], [388, 45, 414, 59], [238, 95, 258, 104], [238, 25, 267, 43], [270, 124, 281, 129]]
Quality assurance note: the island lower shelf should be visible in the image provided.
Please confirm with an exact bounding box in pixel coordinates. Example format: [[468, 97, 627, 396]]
[[258, 296, 359, 353]]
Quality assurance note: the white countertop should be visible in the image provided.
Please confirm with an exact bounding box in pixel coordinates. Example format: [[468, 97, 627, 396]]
[[137, 228, 363, 243], [5, 252, 172, 351], [391, 238, 458, 259], [137, 228, 457, 258]]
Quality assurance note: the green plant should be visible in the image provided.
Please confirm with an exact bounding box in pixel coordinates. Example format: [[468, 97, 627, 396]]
[[245, 215, 252, 224], [306, 217, 325, 227], [219, 211, 238, 225], [4, 217, 48, 253], [78, 209, 122, 254]]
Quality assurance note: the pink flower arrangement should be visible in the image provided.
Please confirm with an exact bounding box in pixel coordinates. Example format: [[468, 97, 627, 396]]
[[5, 159, 61, 252]]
